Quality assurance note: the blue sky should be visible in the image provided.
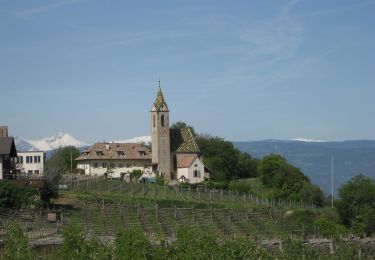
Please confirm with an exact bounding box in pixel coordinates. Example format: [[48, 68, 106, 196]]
[[1, 0, 374, 143]]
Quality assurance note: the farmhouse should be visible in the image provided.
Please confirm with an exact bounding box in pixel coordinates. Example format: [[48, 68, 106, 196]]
[[76, 142, 153, 178], [76, 83, 208, 183]]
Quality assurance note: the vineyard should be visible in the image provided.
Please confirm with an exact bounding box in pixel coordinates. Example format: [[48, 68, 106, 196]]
[[1, 177, 375, 258]]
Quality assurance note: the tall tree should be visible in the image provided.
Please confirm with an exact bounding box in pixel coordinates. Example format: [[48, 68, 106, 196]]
[[45, 146, 81, 173], [336, 174, 375, 235]]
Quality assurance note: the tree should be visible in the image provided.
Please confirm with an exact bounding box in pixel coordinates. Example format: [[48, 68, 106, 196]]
[[45, 146, 81, 173], [171, 121, 197, 137], [336, 174, 375, 235], [40, 168, 61, 205], [257, 154, 325, 206]]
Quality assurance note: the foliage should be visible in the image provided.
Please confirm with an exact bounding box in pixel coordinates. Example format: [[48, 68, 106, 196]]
[[171, 121, 197, 137], [196, 134, 258, 182], [257, 154, 325, 206], [336, 174, 375, 235], [277, 239, 318, 260], [0, 181, 38, 212], [228, 179, 254, 194], [40, 168, 61, 204], [171, 228, 221, 259], [4, 222, 34, 260], [115, 228, 152, 259], [45, 146, 81, 173], [129, 170, 143, 182], [314, 218, 347, 237], [220, 237, 271, 259], [61, 222, 112, 259]]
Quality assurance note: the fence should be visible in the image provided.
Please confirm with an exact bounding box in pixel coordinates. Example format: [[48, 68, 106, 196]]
[[68, 176, 318, 209]]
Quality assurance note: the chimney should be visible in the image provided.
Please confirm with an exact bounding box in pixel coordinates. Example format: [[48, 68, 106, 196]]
[[0, 126, 8, 137]]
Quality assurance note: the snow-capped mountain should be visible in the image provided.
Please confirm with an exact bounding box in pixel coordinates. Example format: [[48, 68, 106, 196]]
[[291, 138, 326, 143], [114, 135, 151, 144], [15, 132, 87, 151]]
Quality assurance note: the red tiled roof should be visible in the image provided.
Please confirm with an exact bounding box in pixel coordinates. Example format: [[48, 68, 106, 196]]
[[177, 155, 197, 168]]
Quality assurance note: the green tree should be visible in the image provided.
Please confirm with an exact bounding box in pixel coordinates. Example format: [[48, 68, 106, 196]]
[[171, 121, 197, 137], [257, 154, 324, 206], [0, 181, 38, 212], [4, 222, 34, 260], [336, 174, 375, 235], [196, 134, 258, 182], [45, 146, 81, 173]]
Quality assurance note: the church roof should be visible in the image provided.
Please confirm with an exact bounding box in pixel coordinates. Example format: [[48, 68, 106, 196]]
[[75, 142, 151, 161], [170, 128, 200, 153], [153, 84, 169, 111]]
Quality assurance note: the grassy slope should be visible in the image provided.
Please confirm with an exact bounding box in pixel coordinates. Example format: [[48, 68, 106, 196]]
[[54, 179, 343, 240]]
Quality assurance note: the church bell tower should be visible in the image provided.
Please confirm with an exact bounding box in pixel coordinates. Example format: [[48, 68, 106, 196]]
[[151, 82, 171, 180]]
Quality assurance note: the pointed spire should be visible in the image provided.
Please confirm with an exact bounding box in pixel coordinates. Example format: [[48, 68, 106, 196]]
[[153, 80, 168, 111]]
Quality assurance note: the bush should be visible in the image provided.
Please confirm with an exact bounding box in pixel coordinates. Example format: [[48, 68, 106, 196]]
[[115, 228, 152, 259], [0, 181, 38, 212], [4, 222, 34, 260]]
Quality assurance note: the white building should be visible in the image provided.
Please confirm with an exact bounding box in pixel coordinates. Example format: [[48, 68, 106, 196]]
[[176, 154, 205, 183], [75, 142, 153, 179], [16, 151, 45, 175]]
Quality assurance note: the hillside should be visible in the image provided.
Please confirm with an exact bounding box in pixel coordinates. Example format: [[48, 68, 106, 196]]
[[233, 140, 375, 194]]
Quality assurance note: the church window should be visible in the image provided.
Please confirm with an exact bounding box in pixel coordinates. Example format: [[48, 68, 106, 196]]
[[194, 170, 199, 177], [153, 115, 156, 127], [161, 115, 165, 127]]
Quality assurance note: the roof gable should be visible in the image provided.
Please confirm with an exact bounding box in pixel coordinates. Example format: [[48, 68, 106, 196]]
[[0, 137, 17, 156], [177, 155, 198, 168]]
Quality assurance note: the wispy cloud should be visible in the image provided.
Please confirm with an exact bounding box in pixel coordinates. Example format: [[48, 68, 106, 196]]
[[298, 0, 375, 17], [15, 0, 81, 17]]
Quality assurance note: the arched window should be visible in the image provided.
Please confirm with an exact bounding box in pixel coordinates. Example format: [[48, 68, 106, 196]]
[[194, 170, 198, 177], [161, 115, 165, 127], [153, 115, 156, 127]]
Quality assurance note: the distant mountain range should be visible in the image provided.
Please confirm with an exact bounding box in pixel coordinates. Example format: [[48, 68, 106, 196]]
[[233, 139, 375, 194], [14, 132, 87, 151]]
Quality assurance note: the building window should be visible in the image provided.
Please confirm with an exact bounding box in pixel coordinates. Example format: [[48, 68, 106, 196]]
[[102, 162, 107, 168], [17, 156, 23, 163], [34, 170, 39, 174], [153, 115, 156, 127], [27, 170, 33, 175], [26, 156, 33, 164], [93, 163, 98, 168], [96, 151, 103, 156], [118, 163, 124, 168], [194, 170, 199, 177], [34, 156, 41, 163], [117, 151, 125, 156], [161, 115, 165, 127]]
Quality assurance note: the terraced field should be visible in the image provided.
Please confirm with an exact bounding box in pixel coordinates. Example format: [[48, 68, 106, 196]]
[[59, 178, 312, 241]]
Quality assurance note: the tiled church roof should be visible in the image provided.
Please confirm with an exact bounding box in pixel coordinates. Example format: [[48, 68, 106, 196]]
[[75, 142, 151, 161], [170, 128, 200, 153]]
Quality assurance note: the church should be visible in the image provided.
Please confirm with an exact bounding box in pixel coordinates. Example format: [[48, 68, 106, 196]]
[[76, 83, 208, 183]]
